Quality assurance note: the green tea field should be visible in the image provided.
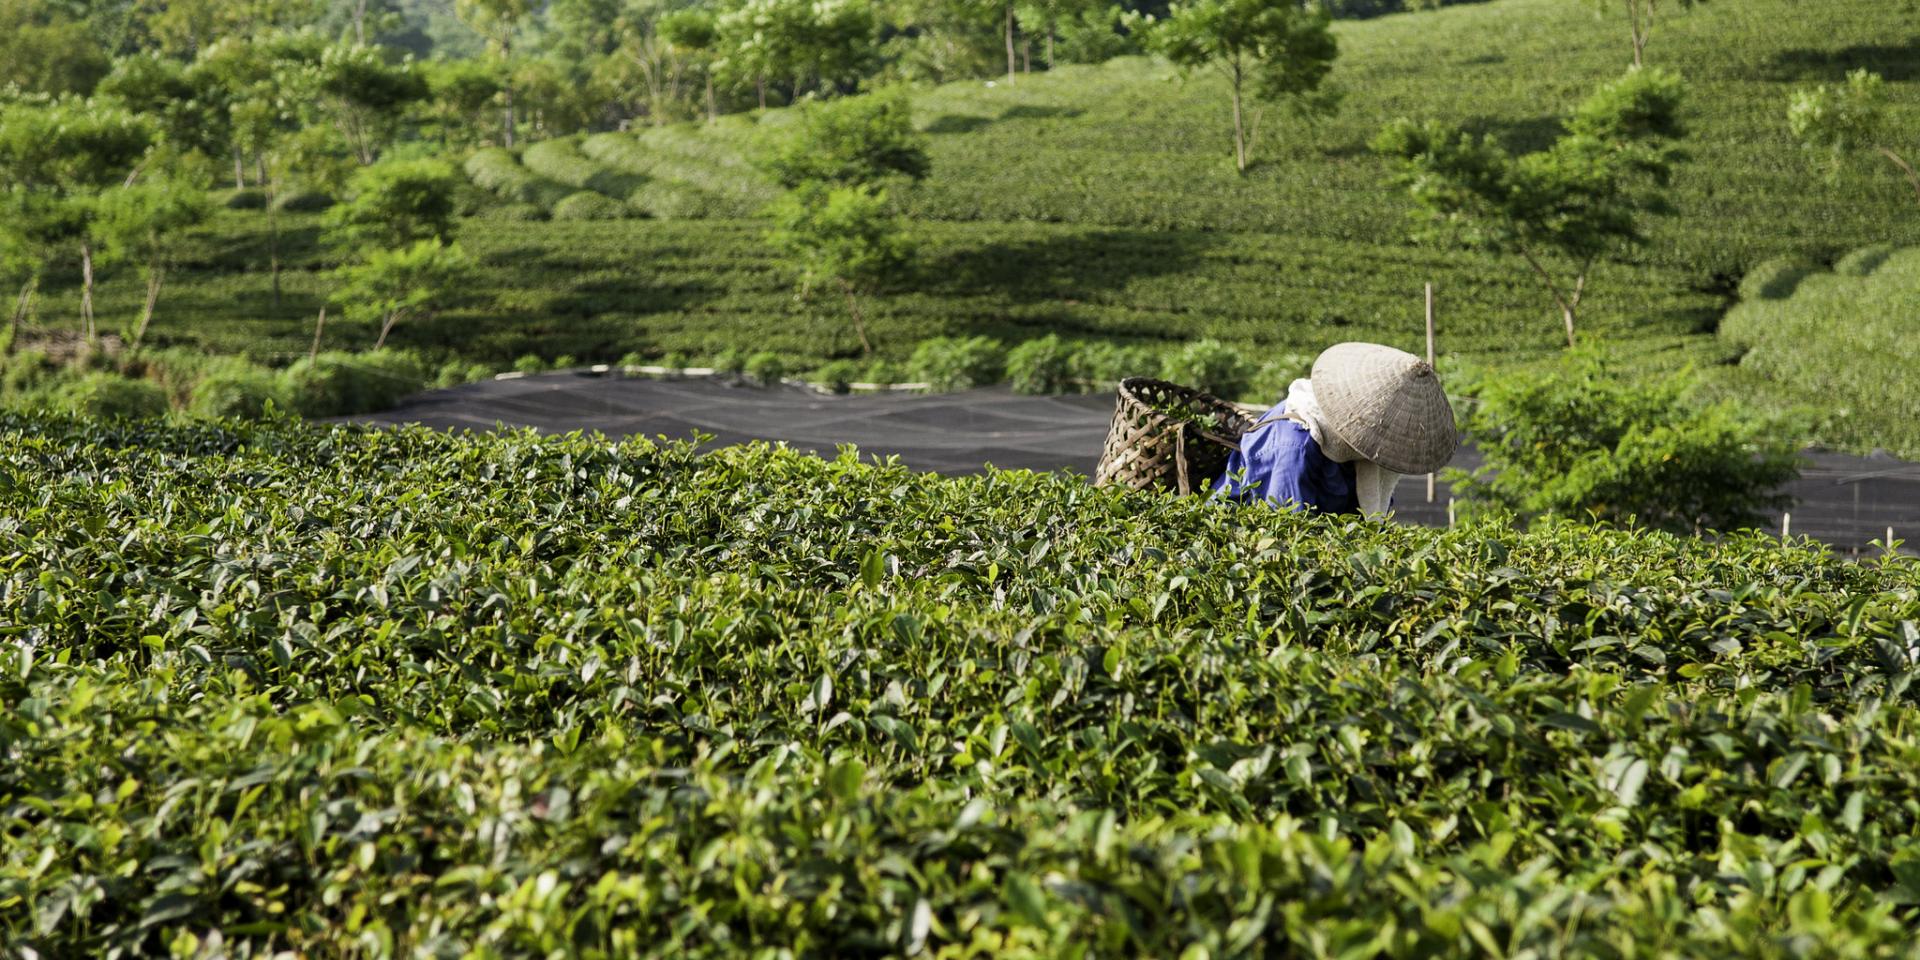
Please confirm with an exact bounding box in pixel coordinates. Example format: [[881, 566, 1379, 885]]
[[25, 0, 1919, 386], [7, 414, 1920, 955]]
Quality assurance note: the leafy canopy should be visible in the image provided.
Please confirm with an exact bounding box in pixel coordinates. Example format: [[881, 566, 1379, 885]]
[[1448, 351, 1799, 534], [330, 237, 474, 349], [324, 157, 462, 250], [766, 91, 931, 189], [1152, 0, 1339, 105]]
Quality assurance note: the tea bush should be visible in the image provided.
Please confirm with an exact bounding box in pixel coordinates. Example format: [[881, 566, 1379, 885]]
[[551, 191, 629, 221], [50, 372, 168, 418], [1835, 243, 1896, 277], [910, 335, 1006, 391], [282, 349, 429, 417], [188, 367, 290, 419], [1161, 338, 1255, 401], [1739, 256, 1821, 301], [5, 415, 1920, 955], [1721, 247, 1920, 457], [1006, 333, 1077, 394], [462, 148, 572, 210]]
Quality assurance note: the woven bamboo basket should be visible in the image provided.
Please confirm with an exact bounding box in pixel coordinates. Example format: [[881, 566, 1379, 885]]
[[1094, 377, 1258, 495]]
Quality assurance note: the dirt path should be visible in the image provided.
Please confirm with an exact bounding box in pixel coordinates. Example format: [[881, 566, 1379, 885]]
[[348, 371, 1920, 554]]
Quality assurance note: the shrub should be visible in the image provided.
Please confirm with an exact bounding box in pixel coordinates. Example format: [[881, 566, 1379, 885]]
[[862, 358, 904, 384], [326, 158, 462, 248], [1072, 342, 1159, 387], [1739, 255, 1821, 301], [222, 188, 267, 210], [551, 191, 628, 221], [282, 350, 428, 417], [711, 348, 748, 375], [1448, 351, 1800, 533], [0, 350, 57, 400], [190, 368, 290, 420], [273, 189, 335, 212], [658, 351, 687, 371], [1835, 243, 1896, 277], [909, 336, 1005, 392], [617, 351, 647, 369], [462, 148, 572, 209], [1245, 353, 1316, 407], [1160, 338, 1254, 400], [474, 202, 548, 221], [1006, 334, 1077, 394], [54, 373, 169, 419], [744, 351, 786, 384], [810, 359, 862, 393], [553, 354, 579, 370]]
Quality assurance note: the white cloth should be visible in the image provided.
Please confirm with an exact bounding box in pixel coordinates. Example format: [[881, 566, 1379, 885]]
[[1282, 378, 1402, 519]]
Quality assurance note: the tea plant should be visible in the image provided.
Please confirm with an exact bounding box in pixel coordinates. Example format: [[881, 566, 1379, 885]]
[[5, 414, 1920, 954]]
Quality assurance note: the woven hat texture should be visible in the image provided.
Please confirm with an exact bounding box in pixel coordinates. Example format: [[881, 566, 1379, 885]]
[[1310, 342, 1458, 475]]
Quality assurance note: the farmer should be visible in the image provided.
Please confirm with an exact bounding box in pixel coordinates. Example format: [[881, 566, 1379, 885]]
[[1215, 341, 1457, 518]]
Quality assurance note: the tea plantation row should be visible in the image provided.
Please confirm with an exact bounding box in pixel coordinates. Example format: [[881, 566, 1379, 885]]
[[6, 415, 1920, 955], [28, 210, 1714, 372]]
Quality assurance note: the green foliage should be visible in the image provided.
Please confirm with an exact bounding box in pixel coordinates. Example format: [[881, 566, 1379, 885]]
[[326, 157, 462, 249], [331, 238, 475, 349], [463, 147, 574, 209], [282, 349, 429, 416], [1006, 333, 1078, 394], [1835, 243, 1895, 278], [1374, 67, 1687, 345], [716, 0, 881, 101], [551, 190, 630, 221], [6, 416, 1920, 954], [910, 334, 1005, 391], [1449, 352, 1798, 532], [767, 182, 911, 353], [743, 349, 787, 383], [1722, 247, 1920, 457], [1150, 0, 1339, 171], [273, 189, 336, 212], [1160, 337, 1254, 400], [52, 372, 170, 419], [766, 91, 932, 188], [221, 188, 269, 209], [711, 347, 749, 375], [188, 367, 291, 420], [809, 358, 863, 393], [1788, 69, 1920, 211], [1738, 255, 1820, 301]]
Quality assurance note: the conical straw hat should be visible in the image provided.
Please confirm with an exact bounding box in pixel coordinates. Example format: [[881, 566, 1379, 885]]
[[1310, 342, 1458, 475]]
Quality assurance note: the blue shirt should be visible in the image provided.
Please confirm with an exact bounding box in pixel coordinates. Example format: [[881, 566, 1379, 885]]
[[1213, 401, 1359, 514]]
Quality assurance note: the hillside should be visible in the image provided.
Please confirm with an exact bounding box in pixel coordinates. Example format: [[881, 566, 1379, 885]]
[[7, 413, 1920, 954], [22, 0, 1919, 391], [1722, 245, 1920, 456]]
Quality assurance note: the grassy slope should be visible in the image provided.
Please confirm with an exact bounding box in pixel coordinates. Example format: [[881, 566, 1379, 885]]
[[22, 0, 1918, 398], [1721, 246, 1920, 455]]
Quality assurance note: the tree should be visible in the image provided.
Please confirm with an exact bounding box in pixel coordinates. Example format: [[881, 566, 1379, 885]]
[[90, 177, 213, 348], [454, 0, 537, 146], [325, 158, 462, 250], [1151, 0, 1339, 174], [765, 92, 932, 189], [659, 7, 722, 122], [331, 238, 473, 349], [1373, 67, 1687, 347], [613, 2, 700, 126], [1789, 69, 1919, 210], [423, 58, 505, 147], [0, 97, 153, 344], [314, 45, 428, 165], [718, 0, 879, 108], [767, 183, 910, 355], [1447, 351, 1797, 534], [1587, 0, 1705, 68], [0, 1, 112, 95]]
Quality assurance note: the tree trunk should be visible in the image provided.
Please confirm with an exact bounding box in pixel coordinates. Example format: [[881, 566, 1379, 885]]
[[502, 38, 517, 147], [6, 277, 35, 355], [375, 310, 399, 349], [1047, 20, 1056, 68], [706, 73, 718, 122], [1516, 246, 1579, 348], [234, 148, 246, 190], [757, 77, 767, 110], [80, 242, 95, 343], [310, 306, 327, 361], [1230, 65, 1248, 173], [132, 265, 163, 348], [1876, 145, 1920, 207], [1022, 39, 1031, 74], [268, 189, 282, 313], [840, 280, 874, 356], [353, 0, 367, 44], [1627, 0, 1646, 67], [1005, 5, 1017, 83]]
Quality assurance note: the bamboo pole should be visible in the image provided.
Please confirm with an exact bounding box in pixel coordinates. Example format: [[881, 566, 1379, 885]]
[[1426, 283, 1437, 504]]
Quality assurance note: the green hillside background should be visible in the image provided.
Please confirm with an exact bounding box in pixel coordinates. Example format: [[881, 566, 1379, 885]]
[[25, 0, 1920, 403]]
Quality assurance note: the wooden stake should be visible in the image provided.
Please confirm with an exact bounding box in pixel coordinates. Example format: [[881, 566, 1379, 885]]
[[1782, 512, 1792, 539], [1447, 497, 1455, 528], [309, 306, 326, 362], [1425, 283, 1437, 504]]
